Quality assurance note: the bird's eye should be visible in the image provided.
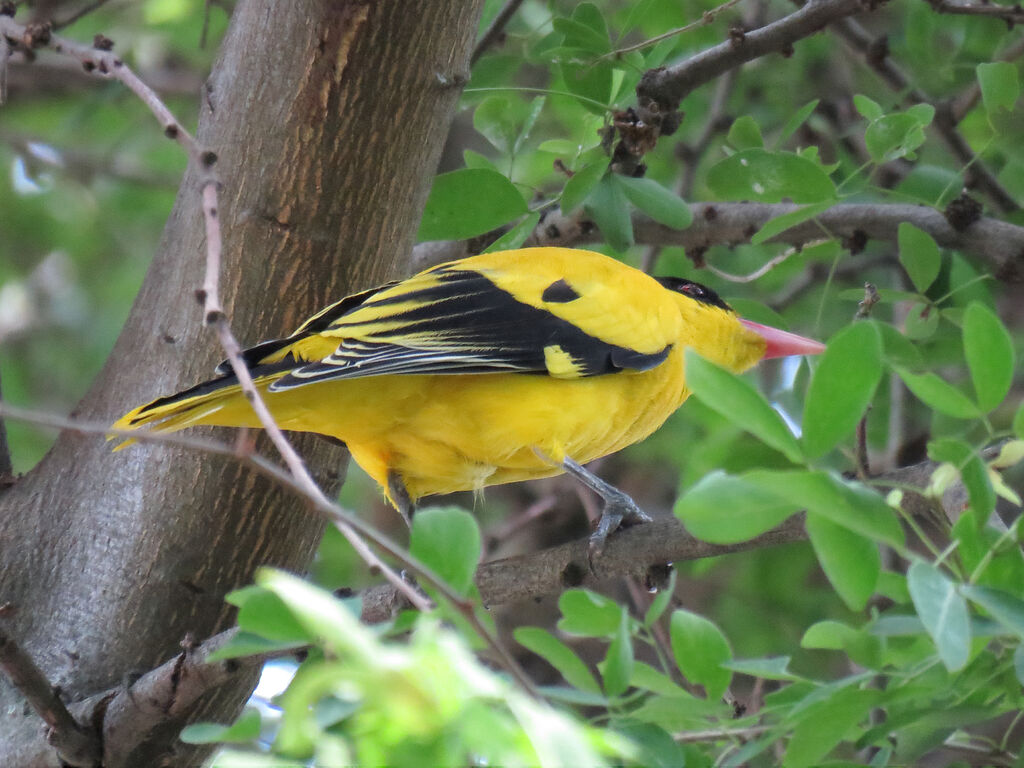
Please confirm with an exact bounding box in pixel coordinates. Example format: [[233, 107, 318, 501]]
[[682, 282, 706, 297]]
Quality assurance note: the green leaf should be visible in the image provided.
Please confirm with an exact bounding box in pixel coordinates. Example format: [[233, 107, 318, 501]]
[[684, 349, 803, 463], [256, 570, 375, 659], [751, 201, 833, 245], [514, 627, 601, 693], [630, 661, 691, 696], [602, 610, 634, 697], [853, 94, 884, 121], [929, 438, 996, 521], [206, 631, 307, 662], [410, 506, 481, 595], [723, 656, 801, 681], [644, 567, 676, 627], [484, 211, 541, 253], [898, 223, 941, 293], [907, 560, 970, 672], [895, 368, 981, 419], [675, 470, 800, 544], [802, 620, 859, 650], [226, 585, 313, 644], [180, 708, 261, 745], [553, 3, 610, 53], [864, 106, 934, 163], [584, 174, 633, 252], [617, 176, 693, 229], [802, 322, 883, 459], [463, 149, 500, 172], [513, 96, 546, 154], [775, 99, 820, 149], [669, 609, 732, 700], [707, 149, 836, 203], [903, 302, 939, 340], [806, 515, 880, 611], [613, 721, 685, 768], [962, 302, 1014, 411], [473, 97, 519, 154], [1015, 401, 1024, 438], [727, 115, 764, 150], [784, 688, 875, 768], [560, 60, 614, 115], [961, 586, 1024, 640], [558, 589, 623, 637], [757, 470, 904, 548], [561, 157, 610, 213], [977, 62, 1020, 115], [1015, 646, 1024, 686], [418, 168, 527, 241]]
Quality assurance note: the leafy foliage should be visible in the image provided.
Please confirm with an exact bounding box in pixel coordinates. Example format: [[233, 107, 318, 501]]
[[3, 0, 1023, 765]]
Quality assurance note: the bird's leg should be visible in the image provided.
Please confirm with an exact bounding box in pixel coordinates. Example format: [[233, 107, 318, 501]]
[[387, 470, 415, 527], [561, 456, 652, 564]]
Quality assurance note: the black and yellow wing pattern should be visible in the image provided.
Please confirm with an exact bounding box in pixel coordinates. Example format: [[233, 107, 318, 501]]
[[260, 261, 673, 390]]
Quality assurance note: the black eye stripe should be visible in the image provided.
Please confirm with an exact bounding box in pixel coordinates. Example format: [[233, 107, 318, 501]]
[[655, 276, 732, 311]]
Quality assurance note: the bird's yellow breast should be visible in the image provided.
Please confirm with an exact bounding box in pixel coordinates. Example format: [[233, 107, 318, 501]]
[[247, 345, 689, 501]]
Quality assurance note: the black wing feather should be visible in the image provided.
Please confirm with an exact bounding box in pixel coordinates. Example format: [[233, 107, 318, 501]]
[[268, 268, 670, 391]]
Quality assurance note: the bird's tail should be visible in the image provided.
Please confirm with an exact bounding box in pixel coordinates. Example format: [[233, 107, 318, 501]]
[[109, 372, 261, 449]]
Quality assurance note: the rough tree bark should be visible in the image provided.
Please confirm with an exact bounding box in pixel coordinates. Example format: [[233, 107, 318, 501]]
[[0, 1, 484, 765]]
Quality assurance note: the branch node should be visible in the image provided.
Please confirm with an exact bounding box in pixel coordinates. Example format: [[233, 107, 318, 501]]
[[204, 308, 225, 325], [560, 561, 586, 587], [163, 124, 179, 140], [200, 150, 218, 168], [0, 2, 14, 17], [92, 34, 114, 51], [944, 191, 983, 232]]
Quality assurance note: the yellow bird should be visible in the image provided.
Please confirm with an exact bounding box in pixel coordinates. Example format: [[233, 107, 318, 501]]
[[113, 247, 823, 551]]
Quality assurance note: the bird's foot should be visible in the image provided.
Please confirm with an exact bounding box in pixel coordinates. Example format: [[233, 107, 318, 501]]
[[587, 487, 652, 568]]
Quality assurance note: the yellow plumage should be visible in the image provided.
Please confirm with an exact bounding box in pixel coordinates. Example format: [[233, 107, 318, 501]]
[[112, 247, 787, 507]]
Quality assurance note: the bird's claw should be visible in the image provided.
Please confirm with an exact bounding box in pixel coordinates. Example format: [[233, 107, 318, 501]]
[[587, 490, 652, 572]]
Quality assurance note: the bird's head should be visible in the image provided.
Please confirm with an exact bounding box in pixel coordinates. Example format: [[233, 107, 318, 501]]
[[657, 276, 825, 373]]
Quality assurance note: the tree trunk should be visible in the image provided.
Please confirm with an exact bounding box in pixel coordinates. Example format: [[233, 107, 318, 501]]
[[0, 1, 483, 765]]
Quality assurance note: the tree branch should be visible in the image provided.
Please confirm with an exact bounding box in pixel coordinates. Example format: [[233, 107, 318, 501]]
[[471, 0, 524, 65], [413, 202, 1024, 281], [636, 0, 870, 111], [924, 0, 1024, 24], [0, 627, 100, 767]]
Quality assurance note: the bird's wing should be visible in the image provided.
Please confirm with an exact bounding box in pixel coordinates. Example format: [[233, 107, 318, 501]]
[[265, 261, 674, 391]]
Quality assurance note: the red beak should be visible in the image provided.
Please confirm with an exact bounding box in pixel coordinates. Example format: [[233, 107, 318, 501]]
[[740, 319, 826, 360]]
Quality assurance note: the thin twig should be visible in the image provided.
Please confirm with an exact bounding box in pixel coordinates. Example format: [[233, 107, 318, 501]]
[[674, 724, 772, 743], [0, 32, 9, 105], [705, 245, 803, 283], [0, 626, 101, 767], [0, 15, 201, 163], [600, 0, 746, 60], [636, 0, 867, 109], [471, 0, 525, 65], [52, 0, 114, 31], [925, 0, 1024, 24], [197, 184, 428, 614]]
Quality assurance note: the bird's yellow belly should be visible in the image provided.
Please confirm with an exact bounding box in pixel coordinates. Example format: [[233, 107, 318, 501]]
[[261, 350, 689, 501]]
